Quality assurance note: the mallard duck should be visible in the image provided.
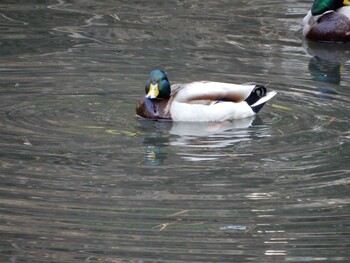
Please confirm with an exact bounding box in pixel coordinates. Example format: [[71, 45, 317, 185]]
[[136, 69, 276, 122], [303, 0, 350, 42]]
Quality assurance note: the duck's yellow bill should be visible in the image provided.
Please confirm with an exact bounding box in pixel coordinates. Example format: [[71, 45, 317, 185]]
[[146, 83, 159, 99], [344, 0, 350, 6]]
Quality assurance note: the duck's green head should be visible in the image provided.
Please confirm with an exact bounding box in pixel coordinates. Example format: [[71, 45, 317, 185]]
[[311, 0, 350, 16], [145, 69, 171, 99]]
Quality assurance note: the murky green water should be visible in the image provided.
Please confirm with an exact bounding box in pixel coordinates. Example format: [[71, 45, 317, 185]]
[[1, 0, 350, 262]]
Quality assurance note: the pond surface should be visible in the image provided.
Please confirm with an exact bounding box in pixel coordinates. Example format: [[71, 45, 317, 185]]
[[1, 0, 350, 262]]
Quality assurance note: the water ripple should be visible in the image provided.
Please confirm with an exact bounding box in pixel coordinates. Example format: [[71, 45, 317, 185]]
[[1, 0, 350, 262]]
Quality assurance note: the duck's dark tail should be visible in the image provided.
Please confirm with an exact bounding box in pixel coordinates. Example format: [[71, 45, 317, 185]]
[[245, 85, 277, 113]]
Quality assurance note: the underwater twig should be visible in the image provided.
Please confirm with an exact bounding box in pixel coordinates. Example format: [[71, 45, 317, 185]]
[[277, 129, 285, 135], [321, 117, 336, 128], [153, 220, 179, 231], [166, 210, 190, 217], [109, 13, 120, 21], [21, 138, 32, 146], [244, 224, 257, 234]]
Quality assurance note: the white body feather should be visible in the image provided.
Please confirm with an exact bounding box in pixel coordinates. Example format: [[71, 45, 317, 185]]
[[302, 10, 315, 36], [336, 6, 350, 17], [168, 81, 276, 122], [173, 81, 256, 103], [171, 100, 255, 122]]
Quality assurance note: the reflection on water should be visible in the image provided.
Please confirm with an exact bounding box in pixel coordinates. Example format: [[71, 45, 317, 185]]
[[1, 0, 350, 262], [170, 117, 255, 139], [170, 118, 270, 161], [140, 117, 274, 163], [303, 41, 350, 85]]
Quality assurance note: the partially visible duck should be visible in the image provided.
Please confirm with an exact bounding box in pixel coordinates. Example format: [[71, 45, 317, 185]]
[[303, 0, 350, 42], [136, 69, 276, 122]]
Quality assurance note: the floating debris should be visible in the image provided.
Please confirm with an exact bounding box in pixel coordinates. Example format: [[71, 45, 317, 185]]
[[109, 13, 120, 21], [105, 129, 139, 137], [219, 225, 247, 231], [219, 224, 257, 233], [22, 138, 32, 146], [84, 126, 105, 129], [271, 103, 292, 111], [166, 210, 190, 217], [153, 220, 178, 231]]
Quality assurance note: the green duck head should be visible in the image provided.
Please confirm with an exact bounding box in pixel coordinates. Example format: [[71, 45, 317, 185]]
[[311, 0, 350, 16], [145, 69, 171, 99]]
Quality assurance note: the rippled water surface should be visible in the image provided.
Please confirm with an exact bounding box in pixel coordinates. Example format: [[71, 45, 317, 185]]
[[1, 0, 350, 262]]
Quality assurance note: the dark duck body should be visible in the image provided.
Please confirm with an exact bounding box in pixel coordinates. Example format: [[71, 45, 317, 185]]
[[303, 0, 350, 42]]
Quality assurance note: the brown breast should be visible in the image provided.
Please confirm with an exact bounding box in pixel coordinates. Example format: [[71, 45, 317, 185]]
[[136, 97, 172, 120], [307, 12, 350, 42]]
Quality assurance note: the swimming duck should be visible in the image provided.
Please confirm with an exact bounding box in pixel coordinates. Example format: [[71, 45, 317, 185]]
[[136, 69, 276, 122], [303, 0, 350, 42]]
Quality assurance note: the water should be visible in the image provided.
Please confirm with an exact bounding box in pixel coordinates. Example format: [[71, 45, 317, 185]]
[[1, 0, 350, 262]]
